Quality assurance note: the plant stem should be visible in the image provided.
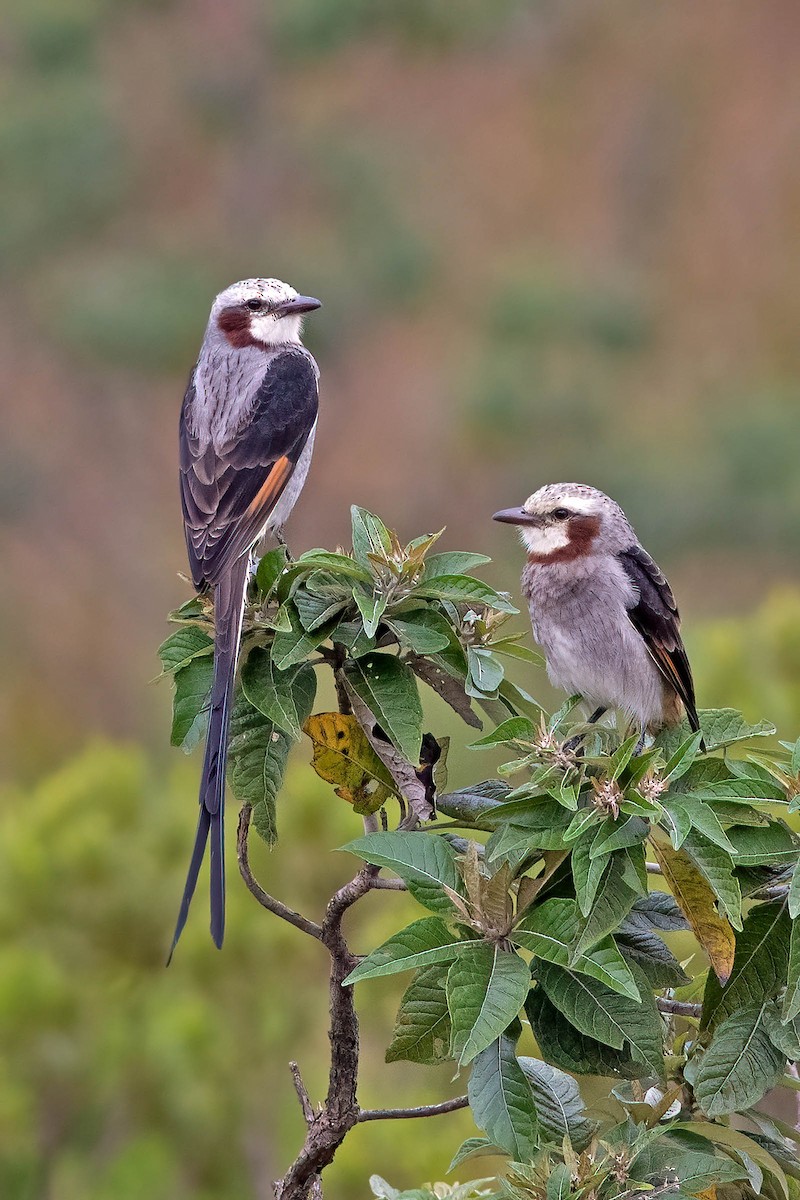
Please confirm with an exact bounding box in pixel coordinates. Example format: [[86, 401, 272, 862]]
[[358, 1096, 469, 1122]]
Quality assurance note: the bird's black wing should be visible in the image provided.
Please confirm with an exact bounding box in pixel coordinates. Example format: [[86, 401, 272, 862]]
[[618, 544, 701, 733], [180, 348, 318, 589]]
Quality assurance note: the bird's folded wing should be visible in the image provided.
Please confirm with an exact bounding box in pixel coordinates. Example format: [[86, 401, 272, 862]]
[[618, 544, 700, 731], [180, 348, 319, 588]]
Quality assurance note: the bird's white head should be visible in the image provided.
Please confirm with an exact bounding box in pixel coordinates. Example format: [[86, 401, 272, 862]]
[[210, 278, 322, 350], [493, 483, 632, 561]]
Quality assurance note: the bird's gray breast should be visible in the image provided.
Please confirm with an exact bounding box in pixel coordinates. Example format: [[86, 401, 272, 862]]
[[188, 342, 277, 450]]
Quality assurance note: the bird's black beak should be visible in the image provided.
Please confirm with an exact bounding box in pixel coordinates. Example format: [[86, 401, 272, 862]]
[[492, 506, 542, 526], [278, 295, 322, 315]]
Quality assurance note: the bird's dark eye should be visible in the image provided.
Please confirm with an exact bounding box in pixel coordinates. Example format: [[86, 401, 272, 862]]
[[552, 508, 570, 520], [245, 298, 263, 311]]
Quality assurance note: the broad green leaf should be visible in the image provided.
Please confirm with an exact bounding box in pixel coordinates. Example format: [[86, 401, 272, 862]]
[[487, 637, 543, 665], [683, 829, 742, 930], [169, 655, 214, 752], [614, 922, 690, 989], [447, 944, 531, 1066], [353, 587, 388, 639], [687, 777, 787, 803], [628, 891, 689, 932], [343, 653, 423, 764], [590, 815, 649, 859], [788, 861, 800, 920], [534, 960, 664, 1076], [573, 854, 639, 957], [447, 1138, 504, 1173], [255, 544, 288, 595], [271, 603, 338, 669], [767, 1008, 800, 1060], [157, 626, 213, 676], [343, 917, 464, 984], [650, 835, 736, 982], [726, 821, 798, 867], [227, 693, 296, 845], [701, 902, 791, 1031], [783, 917, 800, 1022], [512, 898, 639, 1001], [294, 548, 373, 582], [678, 1122, 789, 1200], [436, 781, 512, 826], [630, 1140, 747, 1195], [422, 551, 491, 579], [241, 649, 316, 740], [466, 646, 504, 697], [469, 717, 535, 749], [304, 712, 395, 814], [572, 829, 609, 916], [351, 505, 392, 569], [328, 617, 376, 659], [662, 730, 705, 782], [545, 1164, 571, 1200], [517, 1058, 595, 1150], [657, 709, 776, 756], [694, 1002, 785, 1117], [467, 1035, 539, 1160], [526, 989, 646, 1080], [293, 587, 349, 633], [413, 574, 518, 614], [662, 795, 736, 855], [385, 609, 452, 654], [341, 831, 463, 913], [385, 964, 452, 1065]]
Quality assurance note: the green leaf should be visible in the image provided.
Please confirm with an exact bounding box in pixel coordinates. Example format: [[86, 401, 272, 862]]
[[679, 1122, 789, 1200], [255, 544, 289, 595], [351, 505, 393, 569], [385, 609, 453, 654], [783, 917, 800, 1022], [662, 795, 736, 854], [385, 964, 452, 1065], [413, 574, 518, 614], [513, 899, 640, 1001], [526, 989, 646, 1080], [517, 1058, 595, 1151], [614, 922, 690, 989], [240, 650, 316, 741], [687, 776, 787, 803], [662, 730, 705, 781], [353, 586, 388, 639], [657, 709, 777, 756], [447, 944, 531, 1066], [787, 862, 800, 921], [467, 1035, 539, 1160], [343, 653, 423, 764], [573, 854, 639, 957], [534, 960, 664, 1076], [293, 587, 349, 633], [701, 902, 791, 1031], [727, 821, 799, 867], [341, 831, 464, 914], [294, 548, 373, 582], [157, 626, 214, 676], [469, 717, 535, 749], [545, 1165, 571, 1200], [487, 637, 544, 665], [447, 1138, 503, 1173], [628, 891, 689, 932], [466, 646, 505, 698], [572, 829, 609, 916], [630, 1140, 747, 1195], [767, 1007, 800, 1060], [436, 781, 511, 826], [169, 655, 214, 752], [590, 815, 649, 859], [227, 691, 300, 846], [694, 1002, 785, 1117], [271, 603, 338, 669], [422, 551, 491, 579], [343, 917, 464, 984], [683, 829, 742, 929]]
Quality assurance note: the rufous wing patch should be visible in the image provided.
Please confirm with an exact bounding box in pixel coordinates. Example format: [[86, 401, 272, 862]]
[[247, 455, 293, 516]]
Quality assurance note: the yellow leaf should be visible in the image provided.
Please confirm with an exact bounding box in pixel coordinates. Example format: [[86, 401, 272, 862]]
[[695, 1188, 716, 1200], [650, 833, 735, 983], [303, 712, 395, 815]]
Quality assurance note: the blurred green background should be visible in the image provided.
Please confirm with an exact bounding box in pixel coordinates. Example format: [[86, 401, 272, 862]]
[[2, 1, 800, 1196]]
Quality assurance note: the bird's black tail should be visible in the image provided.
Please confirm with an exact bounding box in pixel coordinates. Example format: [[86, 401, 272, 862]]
[[168, 555, 250, 960]]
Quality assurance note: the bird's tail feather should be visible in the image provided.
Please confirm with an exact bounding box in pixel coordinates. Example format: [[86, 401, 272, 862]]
[[168, 555, 249, 960]]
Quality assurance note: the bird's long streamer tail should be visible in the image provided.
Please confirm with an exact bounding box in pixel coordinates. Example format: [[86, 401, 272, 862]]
[[168, 554, 250, 960]]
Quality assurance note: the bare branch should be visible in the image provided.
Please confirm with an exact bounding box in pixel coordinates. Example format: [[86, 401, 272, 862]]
[[657, 997, 701, 1017], [370, 877, 407, 891], [289, 1062, 315, 1127], [358, 1095, 469, 1122], [236, 805, 323, 942]]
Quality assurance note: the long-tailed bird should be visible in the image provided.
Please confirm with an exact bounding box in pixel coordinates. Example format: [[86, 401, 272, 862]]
[[171, 278, 321, 957], [493, 483, 702, 748]]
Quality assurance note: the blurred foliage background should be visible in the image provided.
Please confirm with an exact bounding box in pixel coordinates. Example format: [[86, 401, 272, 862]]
[[1, 0, 800, 1196]]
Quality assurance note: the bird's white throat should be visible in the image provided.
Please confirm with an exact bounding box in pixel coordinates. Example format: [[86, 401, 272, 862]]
[[519, 524, 571, 555]]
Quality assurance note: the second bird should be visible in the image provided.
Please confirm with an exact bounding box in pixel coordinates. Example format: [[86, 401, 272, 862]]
[[493, 483, 701, 748], [171, 277, 322, 957]]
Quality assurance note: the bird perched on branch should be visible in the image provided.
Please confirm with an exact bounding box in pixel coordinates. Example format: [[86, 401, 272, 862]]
[[493, 483, 702, 750], [171, 278, 322, 957]]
